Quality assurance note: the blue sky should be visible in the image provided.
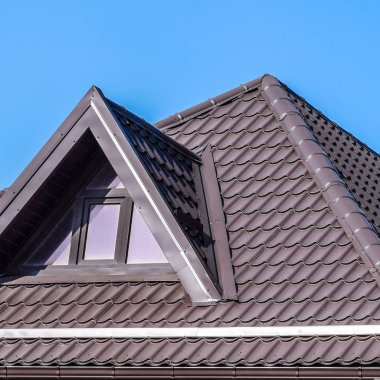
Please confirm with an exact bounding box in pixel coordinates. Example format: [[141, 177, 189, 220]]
[[0, 0, 379, 188]]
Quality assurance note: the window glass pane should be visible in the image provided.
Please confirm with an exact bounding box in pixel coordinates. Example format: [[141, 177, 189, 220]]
[[86, 161, 124, 189], [26, 209, 73, 266], [48, 232, 72, 266], [84, 203, 121, 260], [127, 205, 168, 264]]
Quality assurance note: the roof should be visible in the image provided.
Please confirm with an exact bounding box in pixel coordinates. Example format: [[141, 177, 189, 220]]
[[0, 74, 380, 373]]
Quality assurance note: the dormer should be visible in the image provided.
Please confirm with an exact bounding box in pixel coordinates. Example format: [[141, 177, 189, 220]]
[[0, 87, 236, 304]]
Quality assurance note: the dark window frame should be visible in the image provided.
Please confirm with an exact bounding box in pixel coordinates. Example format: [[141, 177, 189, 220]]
[[10, 185, 175, 280], [69, 188, 133, 266]]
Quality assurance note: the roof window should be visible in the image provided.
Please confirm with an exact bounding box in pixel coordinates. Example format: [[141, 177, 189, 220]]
[[14, 161, 170, 276]]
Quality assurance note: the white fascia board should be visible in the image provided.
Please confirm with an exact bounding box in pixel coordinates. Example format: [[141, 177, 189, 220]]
[[1, 325, 379, 339], [90, 101, 217, 303]]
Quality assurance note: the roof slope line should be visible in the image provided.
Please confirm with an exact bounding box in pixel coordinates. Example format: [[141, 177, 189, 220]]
[[260, 74, 380, 288], [155, 77, 263, 129]]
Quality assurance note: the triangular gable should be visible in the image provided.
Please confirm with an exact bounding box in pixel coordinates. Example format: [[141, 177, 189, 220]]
[[0, 86, 221, 304]]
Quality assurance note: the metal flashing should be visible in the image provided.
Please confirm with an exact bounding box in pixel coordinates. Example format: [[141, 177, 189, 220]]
[[90, 98, 220, 302], [0, 365, 379, 379], [2, 325, 380, 338], [201, 145, 237, 300], [107, 97, 201, 163]]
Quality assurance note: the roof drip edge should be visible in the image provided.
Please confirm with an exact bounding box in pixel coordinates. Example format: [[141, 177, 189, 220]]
[[0, 365, 379, 379]]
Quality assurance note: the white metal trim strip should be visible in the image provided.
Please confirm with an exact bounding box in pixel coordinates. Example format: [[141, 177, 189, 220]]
[[0, 326, 379, 339]]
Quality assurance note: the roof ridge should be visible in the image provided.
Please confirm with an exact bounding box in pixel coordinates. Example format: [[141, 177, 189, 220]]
[[259, 74, 380, 289], [155, 76, 264, 129]]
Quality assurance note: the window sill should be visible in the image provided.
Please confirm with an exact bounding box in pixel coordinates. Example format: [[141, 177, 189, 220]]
[[1, 263, 177, 285]]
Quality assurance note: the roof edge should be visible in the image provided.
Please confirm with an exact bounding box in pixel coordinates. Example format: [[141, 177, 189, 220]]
[[260, 74, 380, 288], [3, 325, 380, 339], [0, 365, 378, 379], [155, 76, 264, 129]]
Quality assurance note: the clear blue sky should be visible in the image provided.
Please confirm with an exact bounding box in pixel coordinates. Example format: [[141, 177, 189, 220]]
[[0, 1, 379, 189]]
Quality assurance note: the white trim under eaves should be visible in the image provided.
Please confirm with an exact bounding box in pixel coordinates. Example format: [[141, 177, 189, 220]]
[[0, 326, 379, 339]]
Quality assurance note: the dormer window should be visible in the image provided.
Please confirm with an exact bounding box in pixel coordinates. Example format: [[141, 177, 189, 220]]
[[83, 202, 122, 261], [75, 194, 131, 264], [0, 88, 228, 303], [17, 161, 169, 275]]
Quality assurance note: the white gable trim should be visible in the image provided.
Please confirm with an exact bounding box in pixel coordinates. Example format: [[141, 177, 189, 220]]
[[91, 101, 214, 302]]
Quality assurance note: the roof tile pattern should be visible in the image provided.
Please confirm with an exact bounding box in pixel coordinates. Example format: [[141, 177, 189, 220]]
[[287, 89, 380, 236], [108, 100, 207, 259], [163, 86, 380, 313], [1, 76, 380, 367], [1, 336, 380, 366]]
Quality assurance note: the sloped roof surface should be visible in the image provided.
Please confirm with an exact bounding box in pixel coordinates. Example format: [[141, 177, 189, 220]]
[[107, 99, 208, 262], [1, 336, 380, 367], [0, 75, 380, 368]]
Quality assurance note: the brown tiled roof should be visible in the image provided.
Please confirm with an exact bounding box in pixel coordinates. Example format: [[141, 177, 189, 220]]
[[0, 74, 380, 368], [2, 336, 380, 367], [286, 87, 380, 236]]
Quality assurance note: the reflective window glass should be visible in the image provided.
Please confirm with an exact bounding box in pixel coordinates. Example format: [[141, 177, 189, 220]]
[[83, 203, 121, 260], [127, 205, 168, 264]]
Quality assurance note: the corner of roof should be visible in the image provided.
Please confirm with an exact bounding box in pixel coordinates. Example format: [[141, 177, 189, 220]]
[[259, 77, 380, 289]]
